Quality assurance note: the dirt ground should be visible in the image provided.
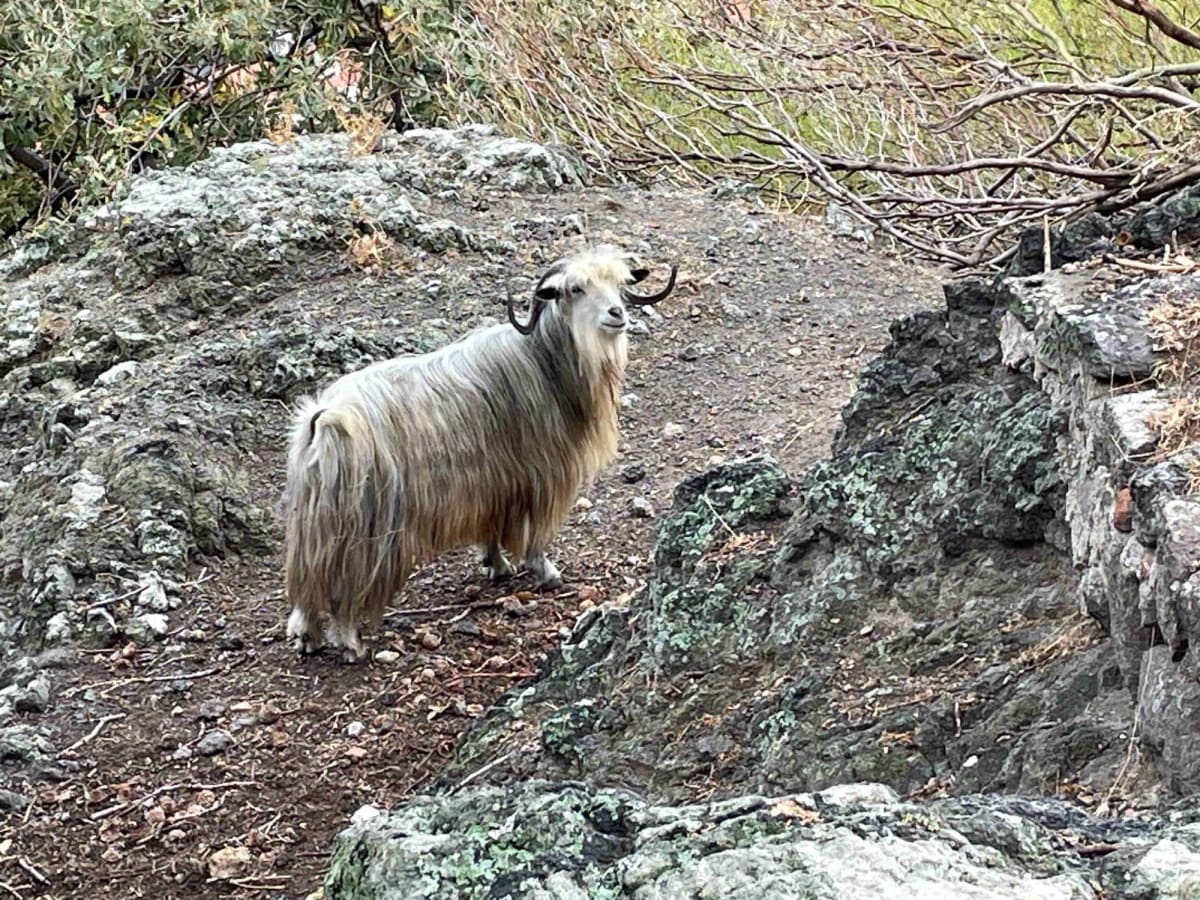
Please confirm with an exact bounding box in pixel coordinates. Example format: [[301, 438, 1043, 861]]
[[0, 187, 940, 898]]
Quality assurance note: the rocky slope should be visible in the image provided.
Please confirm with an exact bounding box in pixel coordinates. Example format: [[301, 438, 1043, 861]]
[[325, 197, 1200, 895], [0, 125, 942, 896]]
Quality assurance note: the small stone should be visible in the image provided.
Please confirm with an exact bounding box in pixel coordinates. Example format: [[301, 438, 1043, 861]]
[[575, 497, 594, 510], [208, 845, 253, 880], [94, 360, 140, 386], [678, 344, 701, 361], [630, 497, 655, 519], [373, 650, 400, 664], [449, 620, 481, 637], [14, 672, 52, 713], [787, 346, 804, 357], [620, 393, 638, 409], [1113, 487, 1134, 532], [344, 746, 368, 761], [257, 702, 282, 725], [194, 700, 227, 722], [351, 804, 382, 825], [136, 613, 170, 639], [346, 721, 365, 738], [416, 629, 442, 650], [195, 730, 233, 756], [172, 746, 193, 761], [0, 789, 29, 812], [662, 422, 685, 439], [621, 464, 646, 484]]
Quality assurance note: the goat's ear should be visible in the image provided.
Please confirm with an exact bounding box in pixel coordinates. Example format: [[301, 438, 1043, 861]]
[[535, 285, 559, 300], [629, 267, 650, 283]]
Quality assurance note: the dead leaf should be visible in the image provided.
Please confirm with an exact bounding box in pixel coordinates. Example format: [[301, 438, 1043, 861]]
[[768, 798, 819, 821], [208, 845, 253, 880]]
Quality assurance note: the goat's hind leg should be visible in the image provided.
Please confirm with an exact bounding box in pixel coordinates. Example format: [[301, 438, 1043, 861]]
[[525, 547, 563, 590], [286, 606, 324, 656], [478, 541, 514, 581]]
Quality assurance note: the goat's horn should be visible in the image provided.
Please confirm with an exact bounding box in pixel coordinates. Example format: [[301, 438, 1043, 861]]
[[506, 280, 544, 335], [622, 265, 678, 306]]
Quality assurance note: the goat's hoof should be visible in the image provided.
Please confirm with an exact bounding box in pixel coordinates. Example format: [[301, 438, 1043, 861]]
[[484, 562, 514, 581], [341, 647, 367, 664], [295, 635, 323, 655], [537, 573, 564, 590]]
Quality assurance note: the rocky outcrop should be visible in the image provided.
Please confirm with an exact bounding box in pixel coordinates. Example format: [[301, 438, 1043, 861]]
[[327, 780, 1200, 899], [425, 277, 1125, 804], [0, 127, 585, 653], [999, 268, 1200, 794], [321, 195, 1200, 894]]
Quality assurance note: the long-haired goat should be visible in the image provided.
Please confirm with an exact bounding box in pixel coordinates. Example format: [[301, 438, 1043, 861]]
[[281, 245, 678, 660]]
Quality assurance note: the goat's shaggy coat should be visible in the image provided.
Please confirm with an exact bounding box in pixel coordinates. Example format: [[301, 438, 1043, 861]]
[[281, 246, 674, 658]]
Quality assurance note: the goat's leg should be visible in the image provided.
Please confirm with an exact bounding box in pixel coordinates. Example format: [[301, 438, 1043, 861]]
[[525, 547, 563, 590], [327, 613, 367, 664], [286, 606, 324, 655], [478, 541, 514, 581]]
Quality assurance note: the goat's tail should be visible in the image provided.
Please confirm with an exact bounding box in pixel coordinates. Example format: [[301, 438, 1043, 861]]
[[282, 398, 407, 635]]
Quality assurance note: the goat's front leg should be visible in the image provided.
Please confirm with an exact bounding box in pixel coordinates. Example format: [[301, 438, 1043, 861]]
[[525, 547, 563, 590], [478, 542, 514, 581], [286, 607, 324, 655]]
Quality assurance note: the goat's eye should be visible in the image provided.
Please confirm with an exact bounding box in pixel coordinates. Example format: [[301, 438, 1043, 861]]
[[570, 284, 585, 296]]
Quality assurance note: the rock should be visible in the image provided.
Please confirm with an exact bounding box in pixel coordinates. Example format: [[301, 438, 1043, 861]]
[[195, 730, 234, 756], [622, 464, 646, 484], [629, 497, 655, 519], [0, 726, 50, 762], [678, 344, 702, 361], [326, 780, 1117, 899], [1103, 837, 1200, 897], [194, 700, 227, 722], [347, 722, 365, 738], [0, 789, 29, 812], [662, 422, 685, 439], [208, 845, 253, 881], [374, 650, 400, 664], [133, 613, 170, 640], [94, 360, 140, 386], [13, 672, 52, 713]]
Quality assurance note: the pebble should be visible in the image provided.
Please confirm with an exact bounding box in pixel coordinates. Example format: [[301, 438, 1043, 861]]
[[621, 464, 646, 484], [416, 629, 442, 650], [0, 789, 28, 812], [374, 649, 400, 664], [195, 730, 233, 756], [678, 344, 702, 361], [662, 422, 685, 439], [630, 497, 656, 519], [347, 721, 365, 738]]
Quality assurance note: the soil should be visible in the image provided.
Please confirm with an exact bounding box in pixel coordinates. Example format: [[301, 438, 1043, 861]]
[[0, 185, 941, 898]]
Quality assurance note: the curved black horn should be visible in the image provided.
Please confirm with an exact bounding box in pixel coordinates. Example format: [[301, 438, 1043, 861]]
[[622, 265, 678, 306], [506, 281, 545, 335]]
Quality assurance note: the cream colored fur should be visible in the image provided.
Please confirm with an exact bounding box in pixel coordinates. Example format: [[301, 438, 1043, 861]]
[[281, 246, 645, 660]]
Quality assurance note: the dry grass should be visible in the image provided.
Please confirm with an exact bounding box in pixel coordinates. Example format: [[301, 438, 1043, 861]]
[[346, 230, 400, 272], [336, 111, 387, 157], [265, 99, 298, 146], [1016, 615, 1105, 670], [1147, 291, 1200, 464]]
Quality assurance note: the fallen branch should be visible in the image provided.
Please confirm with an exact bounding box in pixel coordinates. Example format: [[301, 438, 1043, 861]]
[[61, 713, 126, 754], [90, 780, 257, 821]]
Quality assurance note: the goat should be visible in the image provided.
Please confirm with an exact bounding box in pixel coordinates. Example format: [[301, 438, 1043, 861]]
[[281, 245, 678, 660]]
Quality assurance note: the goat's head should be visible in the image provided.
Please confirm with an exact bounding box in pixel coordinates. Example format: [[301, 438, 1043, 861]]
[[507, 245, 678, 341]]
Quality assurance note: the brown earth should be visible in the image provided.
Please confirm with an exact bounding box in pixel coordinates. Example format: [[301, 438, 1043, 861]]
[[0, 186, 940, 898]]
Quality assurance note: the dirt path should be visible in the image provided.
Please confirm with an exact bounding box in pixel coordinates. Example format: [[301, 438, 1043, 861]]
[[3, 187, 941, 898]]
